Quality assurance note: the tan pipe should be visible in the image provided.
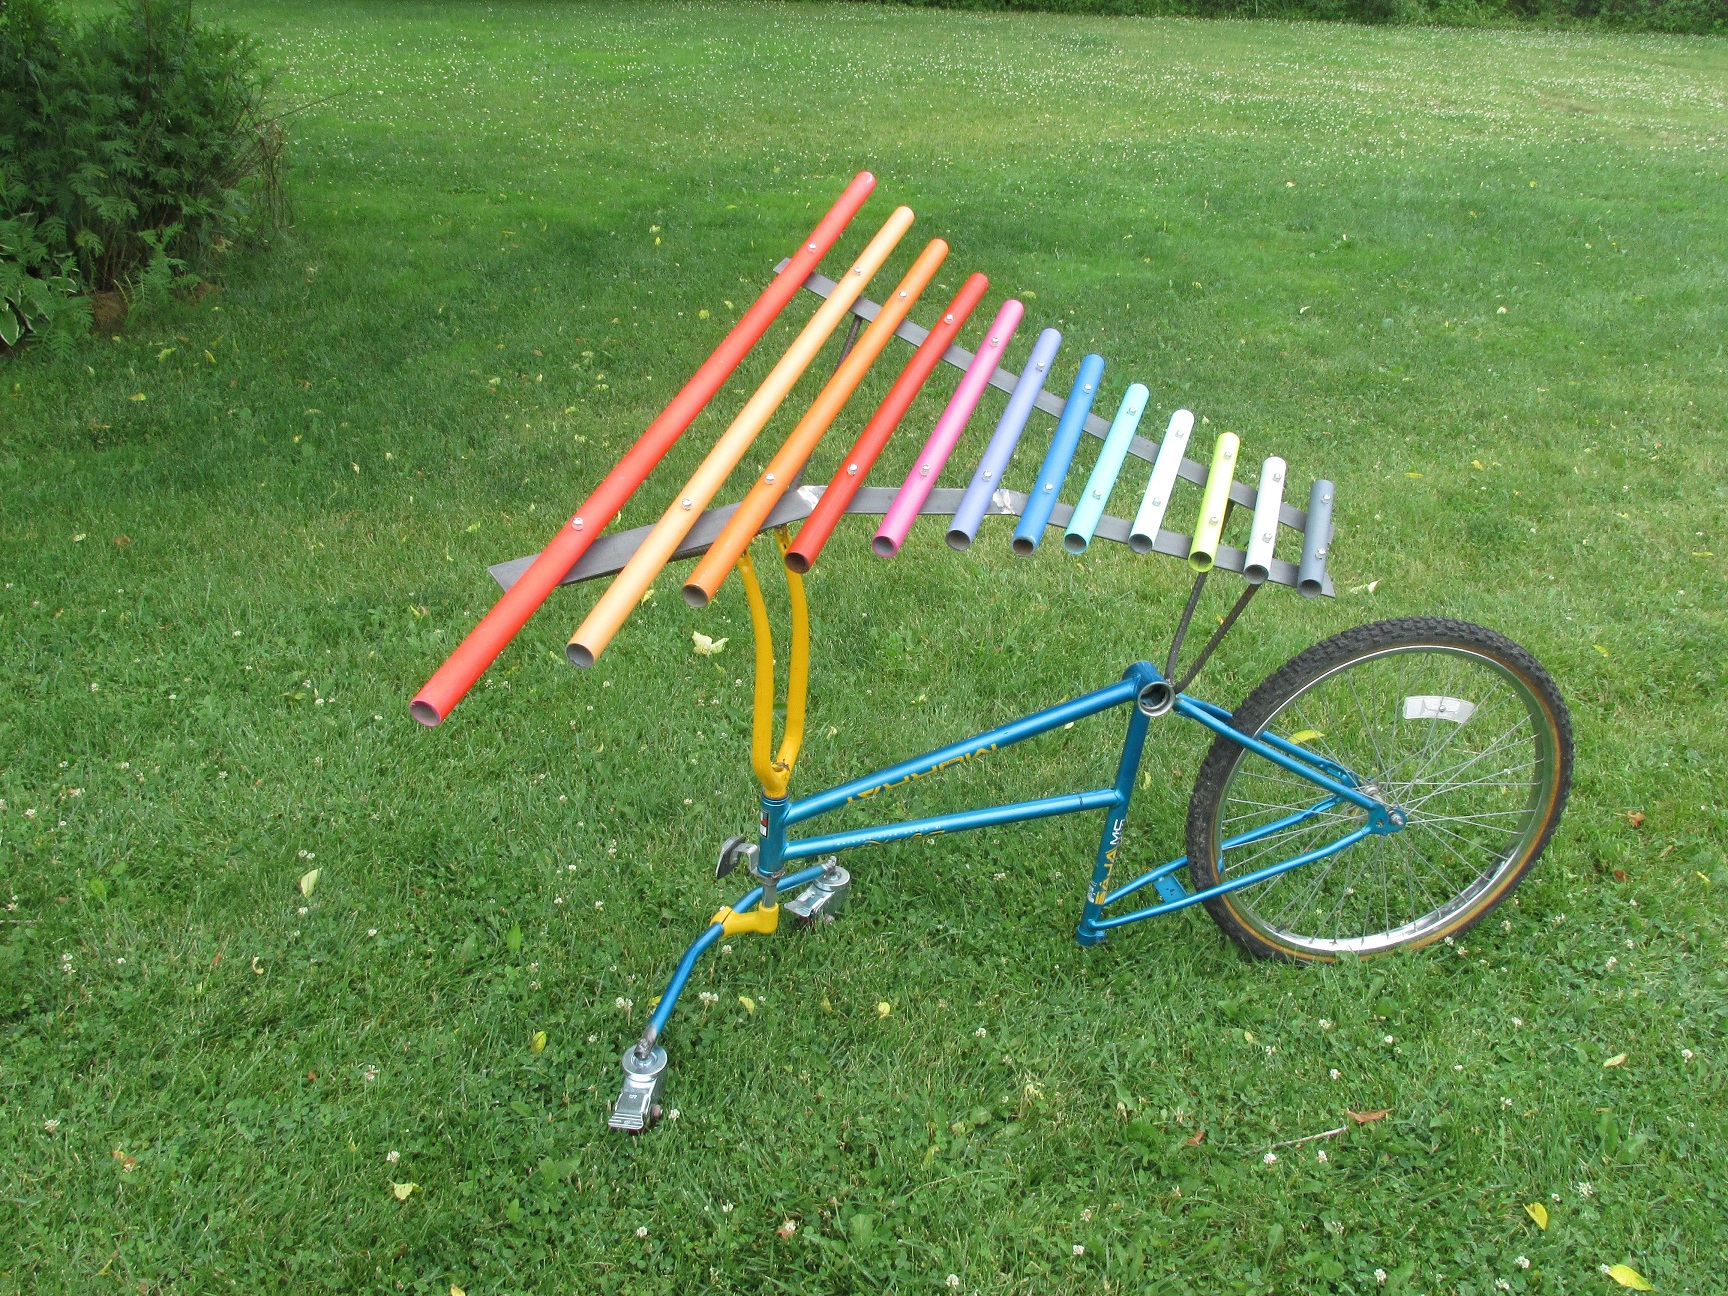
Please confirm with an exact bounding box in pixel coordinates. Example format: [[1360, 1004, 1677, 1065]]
[[566, 206, 915, 667], [681, 238, 949, 608]]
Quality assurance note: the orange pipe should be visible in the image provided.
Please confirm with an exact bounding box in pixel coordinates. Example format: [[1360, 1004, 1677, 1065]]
[[408, 172, 875, 726], [782, 273, 990, 575], [680, 239, 949, 608], [566, 206, 916, 668]]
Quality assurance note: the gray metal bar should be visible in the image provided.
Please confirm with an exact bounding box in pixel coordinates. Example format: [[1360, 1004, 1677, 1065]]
[[489, 485, 1328, 595], [778, 262, 1319, 537]]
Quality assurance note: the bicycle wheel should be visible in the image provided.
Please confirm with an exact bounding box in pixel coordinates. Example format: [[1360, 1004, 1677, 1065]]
[[1185, 617, 1571, 961]]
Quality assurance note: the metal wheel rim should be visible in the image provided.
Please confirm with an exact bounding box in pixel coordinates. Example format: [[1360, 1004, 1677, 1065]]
[[1209, 643, 1557, 957]]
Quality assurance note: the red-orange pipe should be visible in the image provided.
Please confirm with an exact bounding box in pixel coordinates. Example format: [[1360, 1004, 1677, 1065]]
[[781, 272, 989, 575], [409, 172, 876, 726]]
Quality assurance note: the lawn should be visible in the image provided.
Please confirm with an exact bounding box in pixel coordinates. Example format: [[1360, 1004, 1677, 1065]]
[[4, 2, 1727, 1291]]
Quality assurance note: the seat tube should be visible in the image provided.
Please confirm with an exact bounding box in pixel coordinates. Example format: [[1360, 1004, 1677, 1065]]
[[1076, 699, 1153, 947]]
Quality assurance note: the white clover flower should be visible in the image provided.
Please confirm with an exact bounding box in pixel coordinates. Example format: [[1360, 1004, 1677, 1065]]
[[947, 1277, 961, 1290], [1605, 957, 1618, 971], [668, 1109, 680, 1121], [1374, 1269, 1387, 1285], [1316, 1149, 1328, 1163], [1318, 1019, 1333, 1030], [1383, 1035, 1394, 1045], [593, 900, 603, 909], [1329, 1068, 1341, 1080], [1515, 1256, 1530, 1269], [721, 1202, 734, 1213], [1576, 1181, 1594, 1197], [1071, 1244, 1084, 1257], [699, 992, 719, 1007], [1511, 1016, 1524, 1027], [614, 997, 632, 1012], [367, 928, 378, 937], [1682, 1048, 1695, 1060], [43, 1119, 60, 1133], [975, 1027, 987, 1038], [297, 906, 308, 916], [1263, 1152, 1277, 1165], [635, 1225, 648, 1239], [386, 1150, 400, 1164], [1501, 1097, 1513, 1108], [1497, 1279, 1511, 1290]]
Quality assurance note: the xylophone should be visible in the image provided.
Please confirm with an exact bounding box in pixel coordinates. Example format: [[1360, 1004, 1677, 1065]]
[[415, 175, 1574, 1132]]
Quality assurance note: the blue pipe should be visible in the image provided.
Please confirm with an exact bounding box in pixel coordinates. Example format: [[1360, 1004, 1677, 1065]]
[[1012, 353, 1105, 555]]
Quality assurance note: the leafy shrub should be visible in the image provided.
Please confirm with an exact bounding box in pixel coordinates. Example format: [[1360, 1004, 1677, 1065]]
[[0, 212, 89, 353], [856, 0, 1727, 31], [0, 0, 283, 347]]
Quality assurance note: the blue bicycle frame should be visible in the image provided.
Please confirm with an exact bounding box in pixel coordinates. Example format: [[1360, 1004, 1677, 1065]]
[[639, 660, 1399, 1051]]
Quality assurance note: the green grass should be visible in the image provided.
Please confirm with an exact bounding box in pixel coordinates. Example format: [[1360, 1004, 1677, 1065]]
[[4, 2, 1727, 1291]]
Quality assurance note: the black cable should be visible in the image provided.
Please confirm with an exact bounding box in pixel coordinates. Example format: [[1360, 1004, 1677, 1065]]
[[1165, 571, 1209, 682], [1174, 583, 1261, 695]]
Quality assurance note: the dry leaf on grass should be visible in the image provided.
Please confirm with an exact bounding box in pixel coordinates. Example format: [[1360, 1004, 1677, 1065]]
[[692, 632, 728, 657], [1524, 1202, 1549, 1230], [299, 868, 320, 897], [1347, 1109, 1389, 1124], [391, 1181, 418, 1201], [531, 1030, 547, 1053], [1185, 1129, 1206, 1146], [1603, 1053, 1628, 1068]]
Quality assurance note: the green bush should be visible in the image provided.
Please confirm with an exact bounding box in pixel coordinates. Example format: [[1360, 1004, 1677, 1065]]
[[0, 0, 283, 348], [855, 0, 1727, 31]]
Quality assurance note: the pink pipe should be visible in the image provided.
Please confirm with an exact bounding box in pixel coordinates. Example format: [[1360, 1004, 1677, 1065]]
[[873, 297, 1023, 557]]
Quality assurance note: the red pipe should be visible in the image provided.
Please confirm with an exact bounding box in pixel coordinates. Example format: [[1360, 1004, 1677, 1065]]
[[782, 272, 989, 575], [410, 172, 876, 726]]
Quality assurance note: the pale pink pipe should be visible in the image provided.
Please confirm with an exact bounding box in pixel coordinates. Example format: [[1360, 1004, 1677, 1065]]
[[873, 298, 1023, 557]]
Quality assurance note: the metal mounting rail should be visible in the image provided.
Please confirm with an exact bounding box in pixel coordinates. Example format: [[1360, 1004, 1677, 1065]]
[[489, 485, 1328, 594]]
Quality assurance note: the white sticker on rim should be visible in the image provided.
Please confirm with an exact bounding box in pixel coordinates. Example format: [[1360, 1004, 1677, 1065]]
[[1402, 695, 1476, 724]]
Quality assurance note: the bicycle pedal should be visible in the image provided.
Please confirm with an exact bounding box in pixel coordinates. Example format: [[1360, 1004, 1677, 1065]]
[[784, 860, 850, 925], [608, 1044, 668, 1133]]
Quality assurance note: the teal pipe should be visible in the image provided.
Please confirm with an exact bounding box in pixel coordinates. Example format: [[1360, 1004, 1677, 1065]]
[[1064, 383, 1148, 554]]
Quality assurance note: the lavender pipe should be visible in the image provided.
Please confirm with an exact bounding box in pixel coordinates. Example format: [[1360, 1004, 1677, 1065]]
[[946, 327, 1063, 551]]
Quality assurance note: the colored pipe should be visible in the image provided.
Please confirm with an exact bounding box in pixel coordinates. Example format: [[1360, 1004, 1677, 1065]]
[[1127, 409, 1194, 554], [566, 206, 916, 667], [1242, 456, 1287, 585], [1011, 353, 1105, 556], [1064, 382, 1149, 554], [681, 240, 949, 607], [1298, 479, 1335, 598], [782, 274, 990, 574], [873, 298, 1023, 558], [947, 327, 1062, 551], [1187, 432, 1240, 573], [408, 171, 876, 726]]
